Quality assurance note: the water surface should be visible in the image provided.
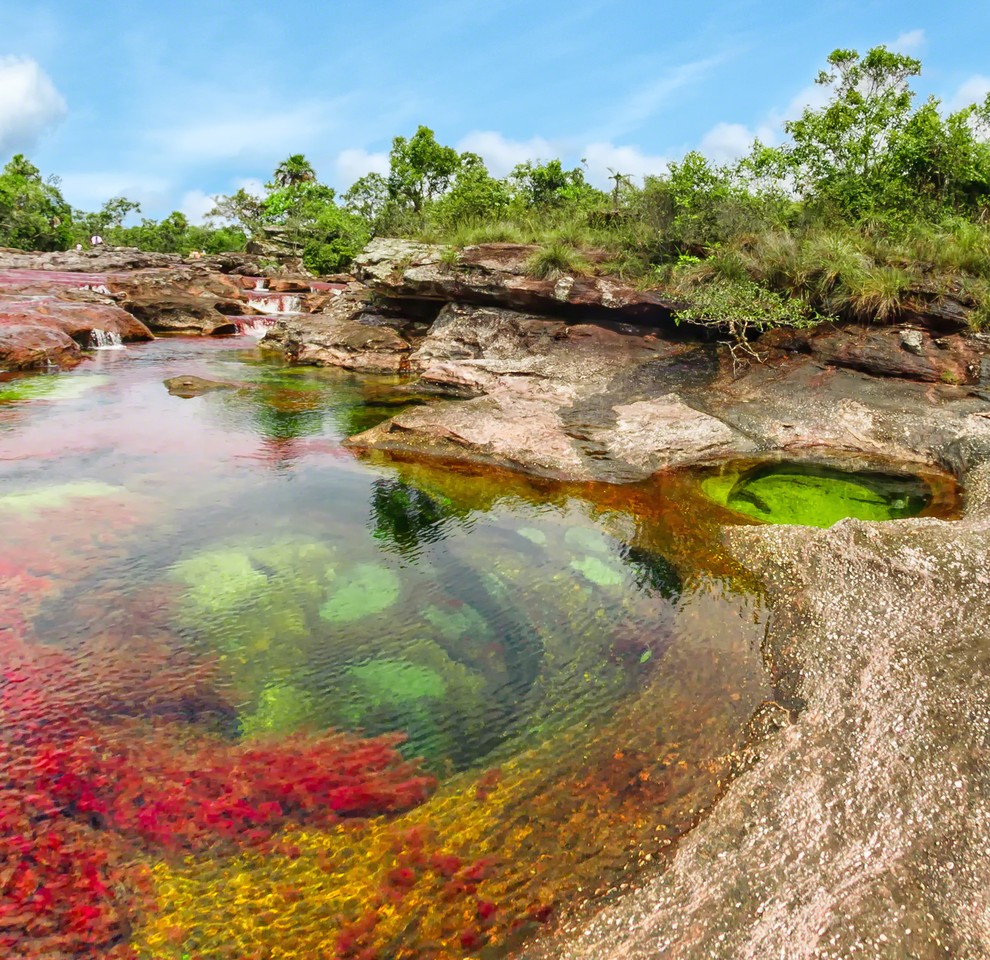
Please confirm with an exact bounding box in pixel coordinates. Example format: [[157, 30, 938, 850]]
[[2, 338, 929, 959]]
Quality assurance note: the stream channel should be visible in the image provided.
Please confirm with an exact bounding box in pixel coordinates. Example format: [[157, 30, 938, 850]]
[[0, 335, 958, 960]]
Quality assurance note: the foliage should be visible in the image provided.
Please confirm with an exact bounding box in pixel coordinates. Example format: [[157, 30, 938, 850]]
[[672, 275, 819, 364], [0, 154, 73, 251], [387, 125, 462, 213], [210, 157, 368, 272], [4, 44, 990, 329], [525, 241, 590, 279]]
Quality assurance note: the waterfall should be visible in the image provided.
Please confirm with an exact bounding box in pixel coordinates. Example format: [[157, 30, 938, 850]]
[[89, 329, 124, 350], [249, 294, 302, 315], [233, 317, 278, 338], [253, 278, 268, 292]]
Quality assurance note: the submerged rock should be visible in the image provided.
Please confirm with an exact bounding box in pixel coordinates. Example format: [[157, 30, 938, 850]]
[[319, 562, 402, 622], [0, 480, 123, 516], [163, 375, 240, 398]]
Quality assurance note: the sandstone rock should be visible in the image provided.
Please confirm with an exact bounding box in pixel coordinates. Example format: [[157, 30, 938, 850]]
[[350, 387, 591, 478], [603, 395, 757, 471], [0, 298, 153, 370], [352, 238, 683, 324], [0, 246, 179, 273], [0, 322, 81, 370], [108, 269, 246, 334], [0, 299, 153, 344], [261, 289, 414, 373], [163, 375, 240, 398], [765, 323, 976, 383]]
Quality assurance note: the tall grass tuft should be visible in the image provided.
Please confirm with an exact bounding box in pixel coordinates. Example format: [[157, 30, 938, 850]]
[[525, 242, 590, 280]]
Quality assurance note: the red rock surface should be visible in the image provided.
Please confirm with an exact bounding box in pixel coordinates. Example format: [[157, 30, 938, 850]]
[[0, 300, 154, 371]]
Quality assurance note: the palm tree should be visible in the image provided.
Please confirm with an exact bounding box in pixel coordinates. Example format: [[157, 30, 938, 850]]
[[272, 155, 316, 189]]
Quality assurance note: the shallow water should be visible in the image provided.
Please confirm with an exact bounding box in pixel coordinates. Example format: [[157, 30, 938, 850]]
[[0, 338, 950, 959]]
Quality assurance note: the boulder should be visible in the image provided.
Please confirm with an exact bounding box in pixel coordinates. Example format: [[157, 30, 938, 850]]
[[0, 299, 153, 344], [0, 322, 81, 370], [260, 289, 415, 374], [351, 238, 684, 324], [0, 298, 153, 370]]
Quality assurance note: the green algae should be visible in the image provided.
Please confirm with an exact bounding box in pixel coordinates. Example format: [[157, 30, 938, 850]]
[[319, 562, 402, 623], [517, 526, 547, 545], [239, 681, 318, 738], [702, 462, 931, 527], [0, 374, 109, 403], [0, 480, 123, 516], [570, 554, 626, 587], [564, 526, 611, 554], [334, 641, 490, 763]]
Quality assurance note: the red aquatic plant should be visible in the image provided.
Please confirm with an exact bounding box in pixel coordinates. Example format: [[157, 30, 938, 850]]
[[0, 643, 436, 959]]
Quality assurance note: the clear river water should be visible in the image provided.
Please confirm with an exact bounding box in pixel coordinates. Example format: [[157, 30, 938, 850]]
[[0, 336, 955, 960]]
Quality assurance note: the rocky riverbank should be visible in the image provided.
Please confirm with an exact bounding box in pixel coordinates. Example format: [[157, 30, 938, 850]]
[[0, 246, 345, 369]]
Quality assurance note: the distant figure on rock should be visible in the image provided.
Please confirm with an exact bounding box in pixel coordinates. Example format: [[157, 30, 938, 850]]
[[75, 243, 82, 252], [90, 234, 104, 248]]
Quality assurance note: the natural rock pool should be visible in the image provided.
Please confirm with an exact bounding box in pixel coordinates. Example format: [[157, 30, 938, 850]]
[[0, 338, 958, 960]]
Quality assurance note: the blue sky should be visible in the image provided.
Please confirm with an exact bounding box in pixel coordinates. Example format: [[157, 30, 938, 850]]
[[2, 0, 989, 220]]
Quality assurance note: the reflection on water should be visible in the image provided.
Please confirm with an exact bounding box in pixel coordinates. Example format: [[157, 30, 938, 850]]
[[0, 339, 779, 959]]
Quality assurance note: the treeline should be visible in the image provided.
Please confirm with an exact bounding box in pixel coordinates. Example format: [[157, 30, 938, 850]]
[[4, 46, 990, 328]]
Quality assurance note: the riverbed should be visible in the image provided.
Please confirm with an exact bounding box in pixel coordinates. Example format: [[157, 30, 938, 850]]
[[0, 336, 950, 959]]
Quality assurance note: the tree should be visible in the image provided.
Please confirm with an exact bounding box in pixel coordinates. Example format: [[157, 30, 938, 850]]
[[429, 153, 510, 227], [0, 155, 73, 251], [509, 158, 603, 209], [342, 172, 391, 227], [753, 46, 923, 217], [73, 196, 142, 242], [271, 154, 316, 189], [386, 126, 461, 213]]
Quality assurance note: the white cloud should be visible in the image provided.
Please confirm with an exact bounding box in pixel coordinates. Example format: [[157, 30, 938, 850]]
[[947, 75, 990, 113], [891, 29, 925, 53], [57, 171, 170, 212], [0, 55, 66, 153], [581, 142, 669, 187], [697, 122, 769, 163], [180, 189, 217, 224], [335, 147, 389, 187], [456, 131, 556, 177], [148, 101, 346, 164], [694, 74, 830, 165], [235, 177, 266, 197]]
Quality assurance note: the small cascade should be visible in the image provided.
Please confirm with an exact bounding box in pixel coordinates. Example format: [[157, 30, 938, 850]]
[[89, 329, 124, 350], [233, 317, 278, 338], [253, 278, 268, 292], [82, 283, 112, 296], [245, 293, 303, 315]]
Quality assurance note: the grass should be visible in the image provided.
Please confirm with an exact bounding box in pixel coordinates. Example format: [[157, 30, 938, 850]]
[[396, 196, 990, 332], [525, 241, 590, 280]]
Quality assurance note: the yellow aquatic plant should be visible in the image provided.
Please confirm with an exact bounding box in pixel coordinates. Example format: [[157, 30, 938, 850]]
[[135, 604, 768, 960]]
